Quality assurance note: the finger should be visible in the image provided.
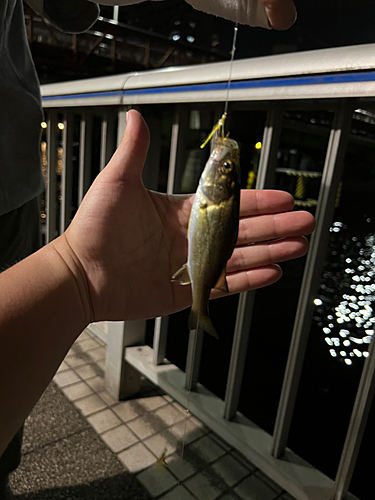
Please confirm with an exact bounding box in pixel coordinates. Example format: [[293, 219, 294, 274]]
[[211, 265, 283, 299], [262, 0, 297, 30], [237, 210, 316, 245], [107, 109, 150, 181], [239, 190, 294, 218], [228, 236, 308, 273]]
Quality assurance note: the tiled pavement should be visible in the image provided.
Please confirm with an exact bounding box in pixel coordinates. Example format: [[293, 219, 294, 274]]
[[10, 329, 296, 500]]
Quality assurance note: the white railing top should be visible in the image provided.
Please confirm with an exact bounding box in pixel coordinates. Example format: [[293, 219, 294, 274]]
[[41, 43, 375, 106]]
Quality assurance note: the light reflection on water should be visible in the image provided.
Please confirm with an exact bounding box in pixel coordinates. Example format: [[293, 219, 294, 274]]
[[314, 221, 375, 364]]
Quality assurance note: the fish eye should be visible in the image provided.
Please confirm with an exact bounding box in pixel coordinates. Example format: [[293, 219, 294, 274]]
[[221, 160, 233, 173]]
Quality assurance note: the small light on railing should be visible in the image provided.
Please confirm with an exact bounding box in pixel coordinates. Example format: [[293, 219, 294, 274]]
[[255, 141, 262, 150], [41, 122, 47, 128], [58, 123, 65, 130]]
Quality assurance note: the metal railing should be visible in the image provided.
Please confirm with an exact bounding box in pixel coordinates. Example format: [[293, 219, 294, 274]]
[[40, 46, 375, 500]]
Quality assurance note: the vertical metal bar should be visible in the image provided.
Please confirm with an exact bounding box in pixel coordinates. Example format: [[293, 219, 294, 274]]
[[256, 103, 284, 190], [105, 320, 146, 400], [60, 112, 74, 233], [153, 105, 188, 365], [224, 104, 284, 420], [117, 106, 128, 146], [100, 114, 108, 172], [185, 327, 205, 390], [46, 111, 58, 243], [166, 106, 182, 194], [113, 5, 119, 22], [272, 99, 354, 458], [100, 111, 117, 171], [332, 337, 375, 499], [152, 316, 169, 365], [78, 112, 93, 205]]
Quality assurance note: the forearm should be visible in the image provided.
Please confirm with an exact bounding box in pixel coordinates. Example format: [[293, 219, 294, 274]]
[[0, 235, 90, 455]]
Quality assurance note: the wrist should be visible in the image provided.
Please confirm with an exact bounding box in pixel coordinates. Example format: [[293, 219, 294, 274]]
[[48, 234, 94, 328]]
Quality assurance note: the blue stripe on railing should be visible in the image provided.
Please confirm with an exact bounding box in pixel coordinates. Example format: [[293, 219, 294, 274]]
[[42, 90, 124, 101], [42, 70, 375, 101]]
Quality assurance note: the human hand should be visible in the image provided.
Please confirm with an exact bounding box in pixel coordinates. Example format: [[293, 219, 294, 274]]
[[184, 0, 296, 30], [261, 0, 296, 30], [88, 0, 297, 30], [55, 110, 314, 325]]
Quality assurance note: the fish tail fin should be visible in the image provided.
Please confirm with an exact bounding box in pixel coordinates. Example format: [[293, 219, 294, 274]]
[[188, 308, 219, 340]]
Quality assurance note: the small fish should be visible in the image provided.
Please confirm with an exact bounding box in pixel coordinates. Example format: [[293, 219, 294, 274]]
[[172, 135, 240, 338]]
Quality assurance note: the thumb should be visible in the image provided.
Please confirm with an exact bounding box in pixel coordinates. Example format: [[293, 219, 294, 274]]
[[262, 0, 297, 30], [107, 109, 150, 181]]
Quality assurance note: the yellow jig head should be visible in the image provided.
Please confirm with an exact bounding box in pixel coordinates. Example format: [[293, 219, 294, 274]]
[[200, 113, 227, 149], [157, 448, 167, 468]]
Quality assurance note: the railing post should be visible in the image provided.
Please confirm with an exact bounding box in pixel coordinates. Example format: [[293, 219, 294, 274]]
[[100, 111, 116, 171], [272, 99, 354, 458], [105, 320, 146, 399], [60, 112, 74, 233], [78, 112, 93, 204], [224, 103, 284, 420], [46, 111, 58, 243], [153, 105, 188, 366], [332, 332, 375, 499]]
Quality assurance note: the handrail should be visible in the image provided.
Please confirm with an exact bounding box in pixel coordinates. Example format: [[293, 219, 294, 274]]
[[41, 43, 375, 100]]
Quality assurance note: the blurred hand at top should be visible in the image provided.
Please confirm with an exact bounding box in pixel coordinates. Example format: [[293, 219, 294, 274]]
[[94, 0, 297, 30]]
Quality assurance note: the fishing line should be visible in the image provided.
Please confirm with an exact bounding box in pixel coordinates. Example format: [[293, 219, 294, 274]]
[[200, 22, 239, 149], [224, 22, 239, 117], [179, 21, 239, 469]]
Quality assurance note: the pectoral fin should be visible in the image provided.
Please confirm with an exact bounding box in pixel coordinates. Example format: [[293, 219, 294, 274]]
[[213, 267, 229, 293], [171, 264, 191, 285]]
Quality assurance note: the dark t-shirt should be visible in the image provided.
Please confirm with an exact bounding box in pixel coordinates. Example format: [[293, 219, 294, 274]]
[[0, 0, 45, 216]]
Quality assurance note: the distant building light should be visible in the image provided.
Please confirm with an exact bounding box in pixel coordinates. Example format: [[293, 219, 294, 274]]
[[58, 123, 65, 130], [345, 359, 352, 365], [172, 34, 180, 41], [41, 121, 47, 129], [255, 142, 262, 150], [187, 35, 195, 43]]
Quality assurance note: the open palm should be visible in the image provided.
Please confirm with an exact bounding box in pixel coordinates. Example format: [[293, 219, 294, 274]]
[[64, 110, 315, 323]]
